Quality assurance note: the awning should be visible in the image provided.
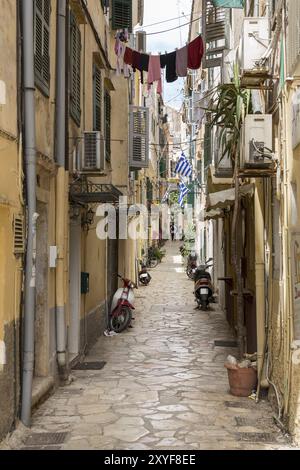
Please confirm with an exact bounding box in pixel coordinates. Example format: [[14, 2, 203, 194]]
[[206, 184, 254, 211], [205, 209, 225, 221], [70, 180, 123, 204]]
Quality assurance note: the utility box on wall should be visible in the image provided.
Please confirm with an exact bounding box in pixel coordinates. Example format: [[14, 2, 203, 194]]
[[81, 272, 90, 294]]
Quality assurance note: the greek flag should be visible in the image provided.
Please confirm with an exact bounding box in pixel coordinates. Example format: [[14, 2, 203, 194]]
[[175, 152, 193, 178], [178, 181, 189, 208], [161, 185, 170, 203]]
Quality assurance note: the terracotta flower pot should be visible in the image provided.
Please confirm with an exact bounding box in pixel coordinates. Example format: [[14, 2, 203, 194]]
[[225, 365, 257, 397]]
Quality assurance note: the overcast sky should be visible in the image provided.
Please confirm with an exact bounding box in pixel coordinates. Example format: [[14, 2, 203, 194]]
[[139, 0, 193, 109]]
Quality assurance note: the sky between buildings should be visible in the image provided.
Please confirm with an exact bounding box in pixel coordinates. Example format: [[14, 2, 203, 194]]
[[141, 0, 193, 110]]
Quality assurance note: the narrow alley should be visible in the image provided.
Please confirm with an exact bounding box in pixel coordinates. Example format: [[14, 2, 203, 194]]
[[3, 243, 292, 451]]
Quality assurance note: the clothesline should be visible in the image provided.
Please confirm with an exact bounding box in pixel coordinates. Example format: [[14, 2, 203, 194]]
[[115, 34, 204, 92]]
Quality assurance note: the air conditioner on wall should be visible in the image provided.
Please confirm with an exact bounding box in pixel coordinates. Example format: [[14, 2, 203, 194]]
[[240, 18, 269, 72], [81, 131, 106, 173], [240, 115, 273, 169]]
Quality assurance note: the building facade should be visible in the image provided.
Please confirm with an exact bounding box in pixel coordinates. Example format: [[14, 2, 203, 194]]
[[186, 0, 300, 444], [0, 0, 169, 441]]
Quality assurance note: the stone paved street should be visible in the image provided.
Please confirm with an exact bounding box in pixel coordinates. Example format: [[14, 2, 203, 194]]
[[2, 243, 294, 450]]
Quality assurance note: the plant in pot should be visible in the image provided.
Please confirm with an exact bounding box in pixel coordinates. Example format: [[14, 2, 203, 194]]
[[208, 65, 257, 397]]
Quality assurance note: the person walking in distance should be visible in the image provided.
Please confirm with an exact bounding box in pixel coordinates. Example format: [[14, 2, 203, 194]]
[[170, 222, 175, 241]]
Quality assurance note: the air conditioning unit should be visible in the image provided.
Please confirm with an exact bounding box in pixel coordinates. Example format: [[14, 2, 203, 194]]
[[240, 115, 273, 169], [136, 31, 146, 52], [240, 18, 269, 72], [214, 128, 233, 178], [81, 131, 106, 173]]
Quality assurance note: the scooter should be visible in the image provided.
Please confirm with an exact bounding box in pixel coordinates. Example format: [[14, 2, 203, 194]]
[[139, 260, 152, 286], [110, 275, 137, 333], [194, 259, 214, 310]]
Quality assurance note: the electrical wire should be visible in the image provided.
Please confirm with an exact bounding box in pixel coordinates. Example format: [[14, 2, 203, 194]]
[[141, 16, 202, 36], [136, 12, 200, 29]]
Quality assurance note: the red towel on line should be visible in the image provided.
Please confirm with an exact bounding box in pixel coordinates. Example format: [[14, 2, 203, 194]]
[[188, 36, 204, 70], [124, 47, 133, 66]]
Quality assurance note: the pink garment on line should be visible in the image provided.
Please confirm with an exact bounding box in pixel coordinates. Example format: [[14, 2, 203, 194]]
[[176, 46, 188, 77], [147, 55, 162, 95]]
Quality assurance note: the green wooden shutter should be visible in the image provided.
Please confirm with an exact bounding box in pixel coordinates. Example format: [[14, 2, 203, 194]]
[[34, 0, 50, 95], [104, 90, 111, 162], [111, 0, 133, 32], [70, 13, 81, 126], [93, 64, 102, 132]]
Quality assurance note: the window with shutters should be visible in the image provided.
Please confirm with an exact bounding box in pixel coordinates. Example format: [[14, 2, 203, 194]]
[[111, 0, 133, 32], [104, 90, 111, 162], [70, 12, 81, 126], [13, 215, 25, 255], [34, 0, 50, 96], [129, 106, 150, 170], [202, 0, 228, 69], [93, 64, 102, 132]]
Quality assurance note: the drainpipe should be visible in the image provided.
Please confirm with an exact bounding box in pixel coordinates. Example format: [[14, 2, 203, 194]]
[[255, 179, 268, 386], [55, 0, 68, 375], [20, 0, 38, 426]]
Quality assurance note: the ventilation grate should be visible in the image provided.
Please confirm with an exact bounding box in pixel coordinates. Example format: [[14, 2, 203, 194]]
[[24, 432, 68, 446], [13, 214, 25, 255], [235, 432, 277, 443], [72, 361, 106, 371], [214, 340, 238, 348]]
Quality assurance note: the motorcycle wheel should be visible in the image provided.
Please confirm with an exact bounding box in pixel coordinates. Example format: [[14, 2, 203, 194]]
[[186, 268, 195, 280], [140, 276, 150, 286], [148, 258, 158, 268], [109, 307, 132, 333]]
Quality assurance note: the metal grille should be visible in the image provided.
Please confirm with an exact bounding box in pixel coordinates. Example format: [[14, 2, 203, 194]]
[[72, 361, 106, 371], [235, 432, 277, 443], [83, 132, 99, 169], [214, 340, 237, 347], [25, 432, 68, 446], [13, 215, 25, 255]]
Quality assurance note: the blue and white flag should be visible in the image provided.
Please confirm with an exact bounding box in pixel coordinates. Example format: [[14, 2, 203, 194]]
[[178, 181, 189, 208], [175, 152, 193, 178], [161, 185, 170, 203]]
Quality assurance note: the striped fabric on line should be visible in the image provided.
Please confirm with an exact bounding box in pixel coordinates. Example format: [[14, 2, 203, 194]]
[[175, 152, 193, 177]]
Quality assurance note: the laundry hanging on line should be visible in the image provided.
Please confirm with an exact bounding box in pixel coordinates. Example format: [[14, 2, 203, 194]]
[[115, 34, 204, 93]]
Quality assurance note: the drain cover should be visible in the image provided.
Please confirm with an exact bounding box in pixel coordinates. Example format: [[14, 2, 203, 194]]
[[235, 416, 273, 427], [225, 401, 255, 410], [214, 340, 238, 347], [236, 432, 276, 443], [25, 432, 68, 446], [72, 361, 106, 370]]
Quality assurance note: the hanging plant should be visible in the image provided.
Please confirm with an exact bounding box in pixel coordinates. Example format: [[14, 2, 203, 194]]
[[208, 63, 251, 164]]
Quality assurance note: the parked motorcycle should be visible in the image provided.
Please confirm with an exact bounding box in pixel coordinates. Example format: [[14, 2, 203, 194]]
[[194, 259, 214, 310], [186, 252, 198, 280], [110, 275, 137, 333], [139, 260, 152, 286]]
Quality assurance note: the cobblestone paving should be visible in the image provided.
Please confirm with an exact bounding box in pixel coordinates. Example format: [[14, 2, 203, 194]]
[[3, 243, 295, 450]]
